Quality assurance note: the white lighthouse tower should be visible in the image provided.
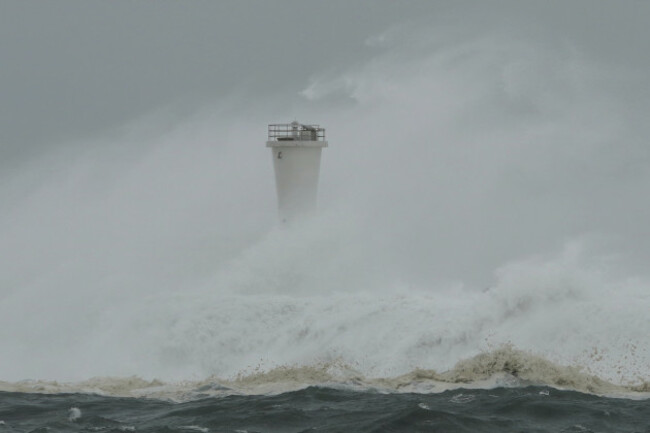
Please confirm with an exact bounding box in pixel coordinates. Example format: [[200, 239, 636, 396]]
[[266, 122, 328, 223]]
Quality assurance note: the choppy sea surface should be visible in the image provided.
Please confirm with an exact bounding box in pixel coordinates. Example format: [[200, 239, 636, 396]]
[[2, 343, 650, 432], [2, 386, 650, 433]]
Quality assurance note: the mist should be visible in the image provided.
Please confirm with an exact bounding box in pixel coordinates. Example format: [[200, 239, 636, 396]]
[[1, 1, 649, 384]]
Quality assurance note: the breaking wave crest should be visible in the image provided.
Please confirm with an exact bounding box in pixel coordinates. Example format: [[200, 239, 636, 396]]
[[2, 346, 648, 401], [2, 212, 650, 400]]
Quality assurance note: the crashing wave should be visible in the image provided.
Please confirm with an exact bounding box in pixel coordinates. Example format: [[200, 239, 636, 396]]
[[2, 346, 648, 402]]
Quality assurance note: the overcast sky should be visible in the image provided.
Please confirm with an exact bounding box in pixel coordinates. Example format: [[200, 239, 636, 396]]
[[2, 1, 647, 160], [1, 1, 431, 162], [1, 0, 649, 293]]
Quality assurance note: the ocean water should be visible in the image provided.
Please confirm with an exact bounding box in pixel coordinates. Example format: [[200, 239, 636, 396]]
[[2, 386, 650, 432]]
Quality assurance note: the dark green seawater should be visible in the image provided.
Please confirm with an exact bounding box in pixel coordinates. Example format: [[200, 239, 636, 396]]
[[1, 387, 649, 433]]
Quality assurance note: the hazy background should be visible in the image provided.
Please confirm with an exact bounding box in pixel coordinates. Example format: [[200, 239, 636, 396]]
[[1, 1, 649, 382]]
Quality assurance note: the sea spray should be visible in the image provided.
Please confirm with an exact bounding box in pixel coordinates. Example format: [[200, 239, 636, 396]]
[[1, 223, 649, 388], [1, 346, 648, 401]]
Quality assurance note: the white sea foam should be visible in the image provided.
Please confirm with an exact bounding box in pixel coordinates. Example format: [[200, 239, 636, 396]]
[[68, 407, 81, 422], [178, 426, 208, 433]]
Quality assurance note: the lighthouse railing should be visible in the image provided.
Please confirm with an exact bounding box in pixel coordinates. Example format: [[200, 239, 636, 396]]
[[268, 123, 326, 142]]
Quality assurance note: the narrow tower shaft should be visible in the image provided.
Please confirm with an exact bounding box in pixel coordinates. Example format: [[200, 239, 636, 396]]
[[266, 122, 328, 223]]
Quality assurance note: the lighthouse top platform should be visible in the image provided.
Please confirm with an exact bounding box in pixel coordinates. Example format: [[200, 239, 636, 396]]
[[266, 122, 328, 147]]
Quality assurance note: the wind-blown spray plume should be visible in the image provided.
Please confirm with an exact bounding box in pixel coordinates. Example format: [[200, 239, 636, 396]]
[[1, 20, 649, 399]]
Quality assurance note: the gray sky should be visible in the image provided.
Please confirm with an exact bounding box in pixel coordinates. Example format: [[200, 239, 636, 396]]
[[3, 1, 647, 161], [0, 1, 434, 163], [1, 0, 649, 291]]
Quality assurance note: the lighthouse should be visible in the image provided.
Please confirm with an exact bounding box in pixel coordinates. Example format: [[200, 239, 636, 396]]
[[267, 122, 328, 223]]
